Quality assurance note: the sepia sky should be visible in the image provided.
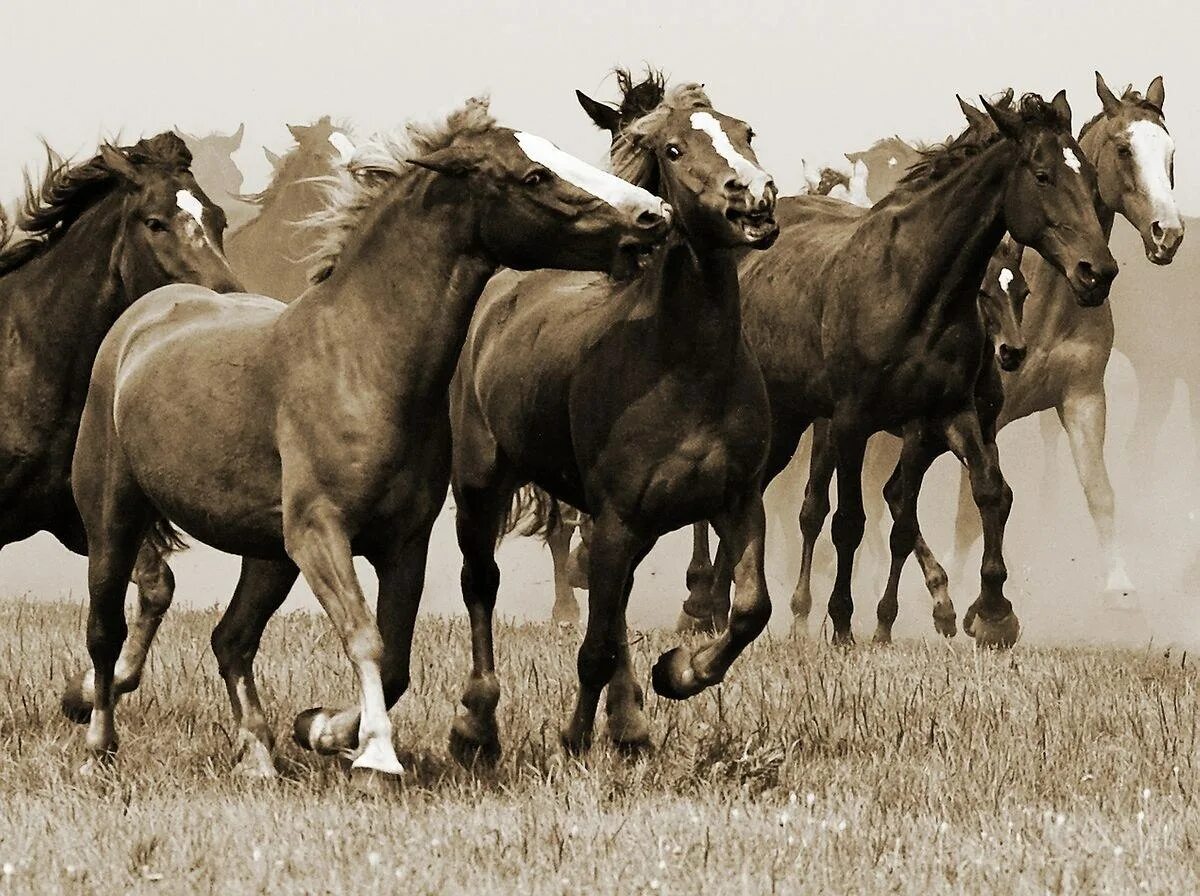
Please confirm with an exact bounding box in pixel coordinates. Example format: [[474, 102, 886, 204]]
[[2, 0, 1197, 209]]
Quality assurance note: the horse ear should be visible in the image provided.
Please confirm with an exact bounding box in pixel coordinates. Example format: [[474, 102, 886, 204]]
[[1095, 72, 1122, 116], [228, 123, 245, 149], [980, 95, 1023, 140], [407, 145, 478, 178], [575, 90, 621, 134], [99, 144, 143, 186], [957, 94, 991, 129], [1146, 75, 1165, 110], [264, 147, 282, 169], [287, 124, 306, 142], [1049, 90, 1072, 131], [998, 87, 1015, 108]]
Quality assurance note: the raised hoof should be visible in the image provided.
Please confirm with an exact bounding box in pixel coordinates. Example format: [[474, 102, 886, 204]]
[[651, 647, 709, 700], [448, 716, 502, 769], [871, 625, 893, 646], [968, 612, 1020, 649], [61, 672, 94, 725], [675, 609, 719, 635], [550, 602, 581, 627], [932, 610, 958, 639], [292, 707, 345, 755]]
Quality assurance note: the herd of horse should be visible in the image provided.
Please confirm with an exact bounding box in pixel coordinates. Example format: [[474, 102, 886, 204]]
[[0, 67, 1185, 780]]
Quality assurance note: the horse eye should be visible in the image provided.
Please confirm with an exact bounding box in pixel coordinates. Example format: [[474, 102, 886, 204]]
[[522, 170, 547, 187], [145, 217, 168, 233], [1117, 145, 1133, 158], [746, 129, 755, 145], [665, 145, 682, 161], [1034, 171, 1051, 185]]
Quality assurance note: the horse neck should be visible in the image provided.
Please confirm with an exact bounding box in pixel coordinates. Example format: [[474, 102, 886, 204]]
[[881, 141, 1013, 329], [637, 232, 743, 362], [1, 198, 127, 351], [289, 173, 495, 402], [1021, 127, 1117, 342]]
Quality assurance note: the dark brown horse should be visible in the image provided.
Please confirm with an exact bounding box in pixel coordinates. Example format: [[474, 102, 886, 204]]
[[176, 124, 258, 232], [65, 99, 670, 778], [0, 134, 240, 714], [681, 90, 1116, 649], [225, 117, 356, 301], [941, 75, 1183, 608], [448, 78, 778, 763]]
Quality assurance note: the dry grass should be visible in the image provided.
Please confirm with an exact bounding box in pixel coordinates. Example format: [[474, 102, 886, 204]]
[[0, 597, 1197, 894]]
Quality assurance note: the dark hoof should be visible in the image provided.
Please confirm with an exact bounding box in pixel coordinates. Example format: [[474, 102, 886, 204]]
[[831, 629, 855, 648], [292, 707, 345, 755], [651, 647, 707, 700], [559, 728, 593, 757], [969, 612, 1020, 649], [932, 611, 958, 639], [61, 672, 93, 725], [448, 716, 502, 769]]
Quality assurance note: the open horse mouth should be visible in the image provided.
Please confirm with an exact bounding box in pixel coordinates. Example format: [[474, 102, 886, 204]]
[[727, 208, 779, 247]]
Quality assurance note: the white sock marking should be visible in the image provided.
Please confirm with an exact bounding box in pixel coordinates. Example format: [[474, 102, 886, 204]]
[[514, 132, 665, 218], [689, 112, 772, 202]]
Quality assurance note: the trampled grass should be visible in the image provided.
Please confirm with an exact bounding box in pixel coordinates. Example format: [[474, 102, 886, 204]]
[[0, 597, 1197, 894]]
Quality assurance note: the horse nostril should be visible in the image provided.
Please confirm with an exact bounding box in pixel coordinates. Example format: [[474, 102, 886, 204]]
[[724, 178, 740, 195], [636, 208, 665, 230], [1075, 261, 1097, 287], [1152, 221, 1165, 241]]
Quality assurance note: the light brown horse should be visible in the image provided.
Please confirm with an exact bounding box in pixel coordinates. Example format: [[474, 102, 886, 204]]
[[0, 135, 240, 719], [448, 78, 778, 763], [682, 90, 1116, 648], [225, 116, 356, 300], [64, 99, 670, 778], [176, 124, 258, 232]]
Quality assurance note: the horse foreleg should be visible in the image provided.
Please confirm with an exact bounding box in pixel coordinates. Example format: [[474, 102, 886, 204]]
[[826, 423, 868, 646], [547, 518, 581, 625], [1059, 388, 1134, 602], [653, 491, 770, 699], [211, 557, 298, 778], [792, 419, 836, 636], [947, 411, 1019, 648]]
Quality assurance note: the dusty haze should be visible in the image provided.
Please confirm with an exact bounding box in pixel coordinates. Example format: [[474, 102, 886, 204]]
[[2, 0, 1198, 648]]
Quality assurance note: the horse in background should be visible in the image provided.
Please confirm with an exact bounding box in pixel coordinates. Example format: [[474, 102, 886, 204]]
[[225, 116, 356, 301], [844, 135, 925, 202], [176, 124, 258, 232], [0, 135, 241, 728]]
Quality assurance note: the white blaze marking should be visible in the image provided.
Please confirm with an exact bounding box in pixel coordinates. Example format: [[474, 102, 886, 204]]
[[176, 189, 206, 226], [513, 132, 665, 217], [1062, 147, 1082, 174], [689, 112, 771, 201], [1127, 120, 1180, 227], [328, 132, 356, 165], [998, 267, 1014, 295]]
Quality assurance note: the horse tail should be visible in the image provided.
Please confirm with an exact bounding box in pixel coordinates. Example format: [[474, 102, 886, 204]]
[[500, 485, 561, 546], [145, 518, 189, 556]]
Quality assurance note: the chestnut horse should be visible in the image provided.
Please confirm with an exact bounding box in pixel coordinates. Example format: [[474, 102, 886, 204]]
[[0, 135, 240, 710], [448, 78, 778, 762], [64, 99, 670, 778], [682, 90, 1116, 648]]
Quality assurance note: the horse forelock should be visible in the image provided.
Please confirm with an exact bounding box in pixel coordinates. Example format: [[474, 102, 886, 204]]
[[302, 97, 497, 284], [608, 81, 714, 190]]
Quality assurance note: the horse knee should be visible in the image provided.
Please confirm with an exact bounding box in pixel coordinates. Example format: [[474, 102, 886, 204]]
[[577, 639, 619, 689], [798, 493, 830, 542], [831, 506, 865, 548], [729, 596, 771, 641], [461, 556, 500, 606]]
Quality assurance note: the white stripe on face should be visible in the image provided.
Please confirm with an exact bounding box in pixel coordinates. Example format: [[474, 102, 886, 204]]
[[176, 189, 206, 226], [690, 112, 771, 201], [328, 132, 356, 165], [1127, 120, 1179, 223], [1063, 147, 1082, 174], [513, 132, 665, 217], [998, 267, 1014, 295]]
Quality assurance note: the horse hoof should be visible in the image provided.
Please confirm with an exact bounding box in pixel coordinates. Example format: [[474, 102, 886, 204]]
[[788, 616, 809, 640], [61, 672, 93, 725], [559, 727, 593, 757], [550, 603, 581, 627], [232, 741, 278, 779], [349, 766, 402, 795], [292, 707, 343, 755], [448, 716, 502, 769], [350, 739, 404, 777], [652, 647, 707, 700], [970, 612, 1020, 649], [871, 625, 893, 646], [607, 713, 652, 753], [830, 629, 855, 648], [675, 610, 717, 635], [932, 612, 958, 639]]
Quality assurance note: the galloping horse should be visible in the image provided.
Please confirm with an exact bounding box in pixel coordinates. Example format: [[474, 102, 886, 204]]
[[65, 98, 670, 778], [176, 124, 258, 232], [448, 78, 778, 762], [225, 116, 356, 300], [0, 135, 240, 707], [680, 90, 1116, 648], [943, 75, 1184, 607]]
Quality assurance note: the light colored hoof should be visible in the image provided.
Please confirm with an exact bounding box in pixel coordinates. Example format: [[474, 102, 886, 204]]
[[550, 602, 581, 627], [292, 707, 343, 755], [651, 647, 707, 700], [871, 625, 893, 646], [232, 741, 278, 779], [351, 738, 404, 777], [968, 612, 1020, 649], [448, 714, 502, 768]]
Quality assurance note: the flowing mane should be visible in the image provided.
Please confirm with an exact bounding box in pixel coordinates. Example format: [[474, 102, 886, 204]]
[[892, 93, 1061, 196], [303, 97, 496, 284], [1078, 86, 1166, 140], [0, 132, 192, 278], [609, 81, 714, 189]]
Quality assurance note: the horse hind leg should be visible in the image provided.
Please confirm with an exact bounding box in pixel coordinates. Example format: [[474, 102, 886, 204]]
[[547, 516, 581, 625], [211, 557, 298, 778], [792, 419, 836, 637], [677, 522, 718, 632]]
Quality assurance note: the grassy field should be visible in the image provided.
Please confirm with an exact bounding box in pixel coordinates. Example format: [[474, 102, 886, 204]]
[[0, 597, 1197, 895]]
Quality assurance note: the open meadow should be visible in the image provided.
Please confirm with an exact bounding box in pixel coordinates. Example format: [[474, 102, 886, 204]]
[[0, 598, 1196, 894]]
